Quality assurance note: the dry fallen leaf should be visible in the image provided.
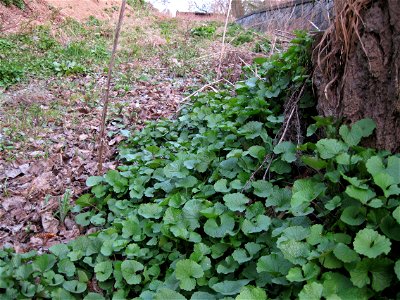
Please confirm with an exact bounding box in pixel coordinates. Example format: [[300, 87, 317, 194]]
[[41, 212, 59, 234], [1, 196, 26, 211]]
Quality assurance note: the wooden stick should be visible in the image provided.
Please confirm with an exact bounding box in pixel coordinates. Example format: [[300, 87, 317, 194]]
[[177, 79, 223, 108], [97, 0, 127, 174], [216, 0, 232, 78]]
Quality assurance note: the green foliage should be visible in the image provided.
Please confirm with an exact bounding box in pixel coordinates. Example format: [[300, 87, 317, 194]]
[[254, 38, 272, 53], [56, 190, 72, 224], [0, 22, 110, 87], [190, 24, 217, 38], [157, 20, 178, 40], [127, 0, 144, 8], [51, 60, 86, 76], [227, 23, 255, 46], [1, 32, 399, 299], [0, 61, 24, 87], [0, 0, 24, 9]]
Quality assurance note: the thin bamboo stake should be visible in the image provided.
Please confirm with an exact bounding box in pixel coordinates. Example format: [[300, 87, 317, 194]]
[[97, 0, 127, 174], [216, 0, 232, 78]]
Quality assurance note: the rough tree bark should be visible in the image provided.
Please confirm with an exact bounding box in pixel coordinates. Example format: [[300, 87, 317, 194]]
[[313, 0, 400, 152], [232, 0, 245, 17]]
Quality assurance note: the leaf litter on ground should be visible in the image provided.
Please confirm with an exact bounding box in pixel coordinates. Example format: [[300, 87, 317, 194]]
[[0, 5, 267, 252]]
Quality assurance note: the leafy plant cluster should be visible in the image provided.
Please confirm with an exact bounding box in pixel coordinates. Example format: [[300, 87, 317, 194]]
[[0, 0, 24, 9], [253, 39, 272, 53], [226, 23, 274, 54], [51, 61, 87, 76], [0, 22, 110, 87], [190, 24, 217, 38], [127, 0, 145, 8], [226, 23, 255, 46], [1, 33, 399, 299], [0, 61, 24, 88], [157, 20, 178, 41]]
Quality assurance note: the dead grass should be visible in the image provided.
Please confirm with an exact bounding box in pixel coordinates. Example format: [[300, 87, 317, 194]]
[[315, 0, 372, 107]]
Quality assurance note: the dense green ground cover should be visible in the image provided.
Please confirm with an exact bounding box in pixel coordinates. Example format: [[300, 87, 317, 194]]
[[1, 33, 399, 299], [0, 19, 111, 88]]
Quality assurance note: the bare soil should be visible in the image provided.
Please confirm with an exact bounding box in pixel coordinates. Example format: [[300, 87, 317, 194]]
[[0, 0, 162, 33]]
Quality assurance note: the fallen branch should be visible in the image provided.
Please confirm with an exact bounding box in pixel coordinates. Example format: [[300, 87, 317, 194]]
[[97, 0, 127, 175]]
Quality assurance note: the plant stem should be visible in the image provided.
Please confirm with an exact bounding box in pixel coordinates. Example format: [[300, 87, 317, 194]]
[[97, 0, 127, 174]]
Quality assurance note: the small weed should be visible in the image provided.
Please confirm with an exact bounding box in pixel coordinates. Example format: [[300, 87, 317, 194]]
[[86, 15, 101, 27], [62, 41, 88, 58], [36, 33, 57, 50], [0, 38, 14, 50], [51, 61, 86, 76], [90, 44, 109, 60], [44, 194, 52, 205], [254, 38, 272, 53], [226, 23, 243, 36], [190, 24, 217, 38], [159, 40, 200, 76], [127, 0, 144, 8], [158, 19, 178, 40], [0, 178, 9, 197], [0, 62, 24, 88], [234, 31, 254, 45], [56, 189, 72, 224], [24, 223, 32, 234], [60, 18, 88, 37], [227, 23, 255, 46]]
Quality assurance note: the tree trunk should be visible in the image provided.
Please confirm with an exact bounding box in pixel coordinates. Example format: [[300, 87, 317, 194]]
[[313, 0, 400, 152], [232, 0, 245, 18]]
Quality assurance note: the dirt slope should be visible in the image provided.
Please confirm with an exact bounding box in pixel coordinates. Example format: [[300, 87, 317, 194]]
[[0, 0, 137, 33], [45, 0, 129, 21]]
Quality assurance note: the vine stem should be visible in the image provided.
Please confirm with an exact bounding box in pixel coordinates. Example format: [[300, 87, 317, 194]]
[[97, 0, 127, 175]]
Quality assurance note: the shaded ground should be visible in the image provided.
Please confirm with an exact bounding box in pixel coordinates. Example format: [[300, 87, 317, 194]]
[[0, 2, 274, 251]]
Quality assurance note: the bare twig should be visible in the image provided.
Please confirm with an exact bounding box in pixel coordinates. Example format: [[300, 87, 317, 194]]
[[222, 78, 234, 86], [177, 79, 223, 110], [237, 56, 261, 79], [97, 0, 127, 174], [216, 0, 232, 78], [277, 105, 296, 145], [308, 20, 321, 31], [242, 83, 307, 189]]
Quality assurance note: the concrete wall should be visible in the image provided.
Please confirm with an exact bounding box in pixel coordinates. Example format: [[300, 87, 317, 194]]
[[236, 0, 334, 32]]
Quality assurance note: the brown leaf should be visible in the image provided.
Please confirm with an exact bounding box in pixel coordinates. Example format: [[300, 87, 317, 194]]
[[41, 212, 59, 234], [1, 196, 26, 211], [5, 168, 22, 179]]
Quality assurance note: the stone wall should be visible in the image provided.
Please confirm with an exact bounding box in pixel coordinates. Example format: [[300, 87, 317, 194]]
[[236, 0, 334, 32]]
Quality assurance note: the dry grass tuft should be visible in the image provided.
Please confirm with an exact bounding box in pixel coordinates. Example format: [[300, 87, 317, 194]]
[[315, 0, 372, 107]]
